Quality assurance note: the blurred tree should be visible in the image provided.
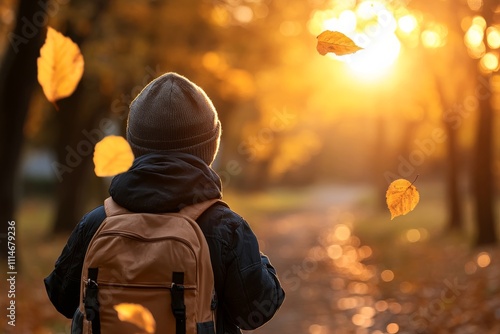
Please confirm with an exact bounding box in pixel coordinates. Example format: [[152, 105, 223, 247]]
[[50, 0, 110, 233], [473, 0, 497, 245], [423, 0, 471, 232], [0, 0, 47, 257]]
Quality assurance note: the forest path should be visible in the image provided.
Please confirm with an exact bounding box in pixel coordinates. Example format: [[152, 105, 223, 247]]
[[248, 185, 500, 334]]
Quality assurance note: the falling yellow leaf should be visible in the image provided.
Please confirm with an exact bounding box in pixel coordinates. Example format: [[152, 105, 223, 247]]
[[386, 178, 420, 220], [37, 27, 84, 106], [316, 30, 363, 56], [93, 136, 134, 177], [113, 303, 156, 334]]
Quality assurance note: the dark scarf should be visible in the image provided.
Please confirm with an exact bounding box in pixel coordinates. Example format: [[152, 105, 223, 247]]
[[109, 152, 222, 213]]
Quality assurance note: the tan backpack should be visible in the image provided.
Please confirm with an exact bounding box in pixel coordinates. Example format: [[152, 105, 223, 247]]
[[77, 197, 220, 334]]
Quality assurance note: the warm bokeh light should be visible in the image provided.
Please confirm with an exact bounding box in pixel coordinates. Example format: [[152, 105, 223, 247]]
[[421, 30, 441, 48], [421, 23, 448, 48], [358, 245, 373, 259], [327, 244, 343, 259], [374, 300, 388, 312], [472, 15, 487, 29], [468, 42, 486, 59], [351, 312, 374, 328], [461, 16, 473, 32], [389, 302, 402, 314], [387, 322, 400, 334], [486, 27, 500, 49], [233, 5, 253, 23], [398, 14, 418, 34], [381, 269, 394, 282], [480, 52, 499, 72], [335, 224, 352, 241], [406, 229, 421, 242], [202, 51, 227, 73], [337, 297, 359, 310], [356, 1, 377, 20], [468, 0, 483, 11], [464, 17, 489, 61], [476, 252, 491, 268], [309, 324, 328, 334], [465, 25, 484, 48], [339, 10, 357, 33], [464, 261, 478, 274]]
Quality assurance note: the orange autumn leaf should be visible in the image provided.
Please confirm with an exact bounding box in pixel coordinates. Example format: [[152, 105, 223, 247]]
[[316, 30, 363, 56], [37, 27, 84, 106], [93, 136, 134, 177], [386, 178, 420, 220], [113, 303, 156, 334]]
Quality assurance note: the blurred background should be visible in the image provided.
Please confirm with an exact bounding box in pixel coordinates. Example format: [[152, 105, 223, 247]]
[[1, 0, 500, 333]]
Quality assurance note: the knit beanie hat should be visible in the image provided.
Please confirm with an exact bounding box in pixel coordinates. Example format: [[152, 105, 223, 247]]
[[126, 72, 221, 165]]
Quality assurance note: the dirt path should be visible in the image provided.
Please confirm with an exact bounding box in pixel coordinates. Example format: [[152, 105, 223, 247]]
[[247, 186, 500, 334], [248, 186, 372, 334]]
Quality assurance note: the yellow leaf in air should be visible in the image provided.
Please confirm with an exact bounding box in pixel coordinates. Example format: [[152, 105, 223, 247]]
[[386, 178, 420, 220], [93, 136, 134, 177], [316, 30, 363, 56], [113, 303, 156, 334], [37, 27, 84, 106]]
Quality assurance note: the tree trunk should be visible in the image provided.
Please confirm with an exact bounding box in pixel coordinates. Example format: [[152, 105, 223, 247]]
[[50, 72, 112, 234], [50, 0, 110, 234], [433, 76, 464, 232], [444, 120, 463, 230], [0, 0, 47, 257], [473, 74, 496, 245], [473, 0, 496, 246]]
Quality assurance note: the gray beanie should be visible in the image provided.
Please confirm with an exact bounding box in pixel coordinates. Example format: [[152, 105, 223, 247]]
[[126, 72, 221, 165]]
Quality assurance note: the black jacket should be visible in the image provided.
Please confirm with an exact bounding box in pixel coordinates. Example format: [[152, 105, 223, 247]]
[[44, 153, 285, 334]]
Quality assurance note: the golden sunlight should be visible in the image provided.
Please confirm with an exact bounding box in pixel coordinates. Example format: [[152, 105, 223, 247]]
[[480, 52, 499, 72], [421, 30, 441, 48], [465, 25, 484, 48], [398, 14, 418, 34], [486, 27, 500, 49], [464, 16, 489, 60], [309, 1, 403, 80]]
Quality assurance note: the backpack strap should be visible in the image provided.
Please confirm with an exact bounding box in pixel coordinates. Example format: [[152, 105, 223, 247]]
[[104, 197, 131, 217], [178, 198, 224, 220], [171, 272, 186, 334], [171, 198, 223, 334], [84, 268, 100, 334], [104, 197, 225, 218]]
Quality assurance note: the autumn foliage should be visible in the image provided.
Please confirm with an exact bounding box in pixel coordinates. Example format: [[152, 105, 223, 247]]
[[93, 135, 134, 177], [37, 27, 134, 178], [385, 178, 420, 220], [37, 27, 84, 108], [316, 30, 363, 56]]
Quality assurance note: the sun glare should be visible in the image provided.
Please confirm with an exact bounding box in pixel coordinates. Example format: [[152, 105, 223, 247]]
[[398, 15, 418, 34], [344, 33, 401, 78], [310, 1, 403, 80]]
